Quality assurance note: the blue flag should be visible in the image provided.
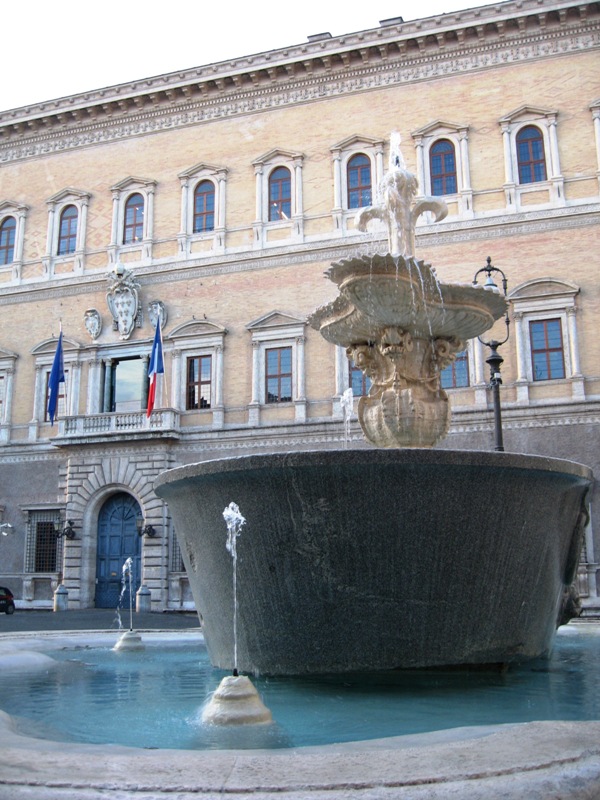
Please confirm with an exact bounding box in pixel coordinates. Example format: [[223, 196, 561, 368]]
[[47, 330, 65, 425]]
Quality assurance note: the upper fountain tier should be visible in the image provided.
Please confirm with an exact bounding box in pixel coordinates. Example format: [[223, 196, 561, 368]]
[[309, 135, 507, 448], [312, 253, 507, 347]]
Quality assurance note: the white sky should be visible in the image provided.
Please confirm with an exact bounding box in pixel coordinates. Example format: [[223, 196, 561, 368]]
[[2, 0, 500, 112]]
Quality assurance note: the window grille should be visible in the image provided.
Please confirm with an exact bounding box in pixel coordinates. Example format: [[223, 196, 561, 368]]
[[25, 511, 63, 573]]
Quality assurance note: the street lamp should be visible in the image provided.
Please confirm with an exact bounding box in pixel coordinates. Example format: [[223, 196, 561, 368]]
[[473, 256, 510, 452], [136, 517, 156, 537], [55, 518, 77, 539]]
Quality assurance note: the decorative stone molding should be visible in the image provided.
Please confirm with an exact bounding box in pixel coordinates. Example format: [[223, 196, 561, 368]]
[[0, 200, 28, 281], [84, 309, 102, 340], [2, 3, 596, 165]]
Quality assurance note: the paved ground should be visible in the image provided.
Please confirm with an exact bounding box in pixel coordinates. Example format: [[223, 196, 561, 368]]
[[0, 607, 200, 633]]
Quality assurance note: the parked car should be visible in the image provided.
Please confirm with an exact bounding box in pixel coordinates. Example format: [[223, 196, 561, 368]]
[[0, 587, 15, 614]]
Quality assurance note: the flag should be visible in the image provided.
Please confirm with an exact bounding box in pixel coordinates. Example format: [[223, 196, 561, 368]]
[[147, 317, 164, 417], [47, 328, 65, 425]]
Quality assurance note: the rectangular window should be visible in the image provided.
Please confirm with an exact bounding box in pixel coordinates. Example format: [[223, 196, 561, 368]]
[[113, 358, 144, 412], [349, 360, 371, 397], [440, 351, 469, 389], [530, 319, 565, 381], [44, 368, 69, 422], [186, 355, 212, 410], [25, 513, 62, 573], [265, 347, 292, 403]]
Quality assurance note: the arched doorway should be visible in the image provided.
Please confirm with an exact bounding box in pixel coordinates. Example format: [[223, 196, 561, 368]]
[[95, 492, 141, 608]]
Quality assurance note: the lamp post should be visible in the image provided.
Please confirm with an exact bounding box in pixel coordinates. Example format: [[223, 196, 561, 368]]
[[473, 256, 510, 452]]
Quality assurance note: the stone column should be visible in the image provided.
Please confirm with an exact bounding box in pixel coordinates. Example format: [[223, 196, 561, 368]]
[[102, 359, 113, 412]]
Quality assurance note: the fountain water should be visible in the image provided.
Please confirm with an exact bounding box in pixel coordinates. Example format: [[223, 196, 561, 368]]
[[201, 503, 272, 725], [113, 556, 144, 651], [155, 136, 592, 676]]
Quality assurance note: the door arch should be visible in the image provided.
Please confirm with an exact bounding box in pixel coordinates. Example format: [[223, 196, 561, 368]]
[[95, 492, 141, 608]]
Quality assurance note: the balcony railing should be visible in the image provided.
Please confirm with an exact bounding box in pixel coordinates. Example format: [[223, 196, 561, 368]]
[[57, 408, 180, 441]]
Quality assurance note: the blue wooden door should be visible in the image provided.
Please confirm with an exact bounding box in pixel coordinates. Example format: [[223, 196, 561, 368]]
[[95, 493, 141, 608]]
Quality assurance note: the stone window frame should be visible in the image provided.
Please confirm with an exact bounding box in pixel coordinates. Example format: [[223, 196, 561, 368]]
[[590, 98, 600, 194], [0, 200, 28, 281], [0, 347, 18, 444], [411, 121, 473, 218], [177, 162, 228, 257], [30, 336, 82, 439], [252, 149, 305, 248], [499, 105, 564, 210], [330, 134, 385, 234], [246, 312, 306, 424], [509, 278, 583, 404], [108, 176, 156, 265], [42, 188, 90, 277], [165, 320, 227, 429]]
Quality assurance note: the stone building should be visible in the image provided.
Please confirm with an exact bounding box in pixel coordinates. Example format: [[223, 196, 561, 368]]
[[0, 0, 598, 615]]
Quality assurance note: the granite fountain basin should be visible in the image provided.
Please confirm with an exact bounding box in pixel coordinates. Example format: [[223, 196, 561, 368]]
[[154, 448, 592, 676]]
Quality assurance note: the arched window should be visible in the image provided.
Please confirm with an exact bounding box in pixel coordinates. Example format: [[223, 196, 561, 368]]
[[516, 126, 547, 184], [268, 167, 291, 221], [193, 181, 215, 233], [57, 205, 78, 255], [347, 154, 372, 209], [0, 217, 16, 265], [123, 193, 145, 244], [430, 140, 457, 196]]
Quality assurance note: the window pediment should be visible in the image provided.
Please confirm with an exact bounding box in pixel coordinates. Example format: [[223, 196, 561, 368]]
[[509, 278, 579, 303], [0, 347, 18, 362], [167, 320, 227, 340], [411, 120, 468, 138], [178, 163, 227, 180], [46, 188, 90, 205], [0, 199, 28, 215], [253, 148, 304, 167], [499, 105, 558, 125], [31, 336, 82, 356], [330, 134, 384, 153], [246, 311, 305, 331], [110, 176, 156, 192]]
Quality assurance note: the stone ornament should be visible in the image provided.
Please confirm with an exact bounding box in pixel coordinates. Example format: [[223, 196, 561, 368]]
[[106, 264, 140, 340], [83, 308, 102, 340], [148, 300, 167, 329]]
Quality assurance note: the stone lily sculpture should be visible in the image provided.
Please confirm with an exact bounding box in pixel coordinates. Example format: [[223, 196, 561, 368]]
[[309, 135, 507, 447]]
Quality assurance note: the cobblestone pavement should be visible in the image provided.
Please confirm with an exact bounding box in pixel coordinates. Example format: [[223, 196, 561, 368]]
[[0, 607, 200, 633]]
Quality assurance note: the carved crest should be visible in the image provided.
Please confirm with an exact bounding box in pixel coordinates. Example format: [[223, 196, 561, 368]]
[[106, 265, 140, 340], [84, 308, 102, 340]]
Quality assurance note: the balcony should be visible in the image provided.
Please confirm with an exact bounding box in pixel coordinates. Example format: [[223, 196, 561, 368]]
[[54, 408, 181, 445]]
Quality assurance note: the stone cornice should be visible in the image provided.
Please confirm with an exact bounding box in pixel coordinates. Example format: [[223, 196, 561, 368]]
[[0, 1, 598, 164], [0, 203, 598, 306]]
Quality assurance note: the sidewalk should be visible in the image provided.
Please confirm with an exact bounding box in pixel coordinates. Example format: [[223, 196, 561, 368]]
[[0, 607, 200, 633]]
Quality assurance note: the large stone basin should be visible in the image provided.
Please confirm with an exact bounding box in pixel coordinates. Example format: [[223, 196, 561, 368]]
[[155, 449, 592, 675]]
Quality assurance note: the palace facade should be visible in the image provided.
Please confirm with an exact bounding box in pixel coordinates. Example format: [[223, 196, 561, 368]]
[[0, 0, 599, 614]]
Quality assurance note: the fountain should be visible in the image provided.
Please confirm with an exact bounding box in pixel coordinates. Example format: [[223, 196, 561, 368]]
[[154, 137, 592, 676]]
